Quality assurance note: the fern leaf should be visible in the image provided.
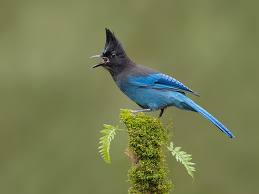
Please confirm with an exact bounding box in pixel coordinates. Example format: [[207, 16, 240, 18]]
[[98, 124, 118, 163], [167, 142, 196, 178]]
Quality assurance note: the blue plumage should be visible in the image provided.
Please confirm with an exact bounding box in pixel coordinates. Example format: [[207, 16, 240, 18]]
[[118, 68, 234, 138], [127, 73, 199, 95], [92, 28, 234, 138]]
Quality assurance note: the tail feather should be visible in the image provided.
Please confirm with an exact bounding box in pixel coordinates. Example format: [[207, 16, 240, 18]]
[[184, 98, 234, 138]]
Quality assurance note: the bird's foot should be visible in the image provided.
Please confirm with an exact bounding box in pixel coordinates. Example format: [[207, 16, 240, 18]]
[[130, 109, 152, 114], [158, 108, 165, 118]]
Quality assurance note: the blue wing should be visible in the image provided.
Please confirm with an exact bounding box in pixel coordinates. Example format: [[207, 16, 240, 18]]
[[128, 73, 199, 96]]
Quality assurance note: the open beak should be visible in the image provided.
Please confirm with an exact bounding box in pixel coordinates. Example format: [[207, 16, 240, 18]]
[[90, 54, 110, 68], [90, 54, 103, 68]]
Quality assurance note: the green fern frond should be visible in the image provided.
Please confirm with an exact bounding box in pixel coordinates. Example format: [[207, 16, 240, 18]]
[[167, 142, 196, 178], [98, 124, 119, 163]]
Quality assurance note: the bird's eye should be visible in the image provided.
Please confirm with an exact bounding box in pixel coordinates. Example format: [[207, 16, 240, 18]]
[[111, 52, 116, 58]]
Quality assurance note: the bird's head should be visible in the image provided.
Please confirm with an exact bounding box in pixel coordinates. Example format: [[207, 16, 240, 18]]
[[91, 28, 131, 73]]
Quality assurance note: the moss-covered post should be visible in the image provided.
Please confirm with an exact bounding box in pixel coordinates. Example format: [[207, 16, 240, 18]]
[[120, 110, 172, 194]]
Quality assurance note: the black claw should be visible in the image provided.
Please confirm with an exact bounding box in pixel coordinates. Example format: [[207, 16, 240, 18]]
[[159, 109, 164, 118]]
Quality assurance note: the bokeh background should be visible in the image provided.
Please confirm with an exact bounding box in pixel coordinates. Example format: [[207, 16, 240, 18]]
[[0, 0, 258, 193]]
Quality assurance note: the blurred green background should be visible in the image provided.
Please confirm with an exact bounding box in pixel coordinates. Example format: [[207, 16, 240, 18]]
[[0, 0, 258, 193]]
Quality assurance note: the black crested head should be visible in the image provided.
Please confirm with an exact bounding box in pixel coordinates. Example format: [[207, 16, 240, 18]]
[[104, 28, 126, 57], [92, 28, 133, 77], [105, 28, 117, 48]]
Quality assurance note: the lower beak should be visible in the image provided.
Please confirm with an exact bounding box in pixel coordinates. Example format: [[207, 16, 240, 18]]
[[92, 63, 103, 68]]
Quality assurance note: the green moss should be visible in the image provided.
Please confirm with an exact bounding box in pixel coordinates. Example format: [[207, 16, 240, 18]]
[[120, 109, 172, 194]]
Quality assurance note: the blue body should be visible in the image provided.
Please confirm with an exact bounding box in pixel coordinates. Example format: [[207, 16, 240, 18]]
[[115, 65, 234, 138]]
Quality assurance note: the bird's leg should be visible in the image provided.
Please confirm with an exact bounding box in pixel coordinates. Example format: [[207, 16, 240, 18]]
[[130, 109, 152, 113], [158, 108, 165, 118]]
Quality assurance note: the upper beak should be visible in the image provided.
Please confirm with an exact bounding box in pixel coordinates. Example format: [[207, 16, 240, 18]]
[[90, 54, 103, 68], [89, 54, 101, 59]]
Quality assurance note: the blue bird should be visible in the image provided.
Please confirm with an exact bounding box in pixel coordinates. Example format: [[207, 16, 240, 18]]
[[91, 28, 234, 138]]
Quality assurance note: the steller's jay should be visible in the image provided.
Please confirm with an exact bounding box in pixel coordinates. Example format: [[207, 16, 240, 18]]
[[91, 28, 234, 138]]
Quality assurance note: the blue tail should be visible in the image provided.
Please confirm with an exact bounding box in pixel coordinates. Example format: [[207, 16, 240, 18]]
[[183, 97, 234, 138]]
